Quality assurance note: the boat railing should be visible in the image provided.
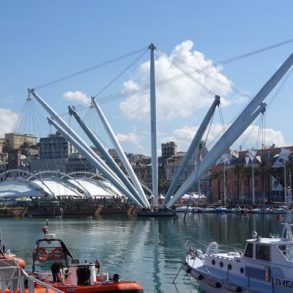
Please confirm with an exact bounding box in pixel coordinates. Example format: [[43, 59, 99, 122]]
[[0, 259, 63, 293]]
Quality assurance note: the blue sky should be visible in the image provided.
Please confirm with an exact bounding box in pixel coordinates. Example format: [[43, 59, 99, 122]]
[[1, 0, 293, 155]]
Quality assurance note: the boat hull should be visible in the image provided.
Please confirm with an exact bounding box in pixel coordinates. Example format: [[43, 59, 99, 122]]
[[184, 260, 293, 293], [39, 281, 144, 293]]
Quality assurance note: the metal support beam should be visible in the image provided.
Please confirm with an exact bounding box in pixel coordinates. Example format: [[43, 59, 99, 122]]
[[91, 98, 150, 208], [28, 89, 143, 208], [163, 95, 220, 206], [149, 43, 158, 206], [166, 51, 293, 208], [68, 106, 147, 207], [166, 103, 266, 208], [48, 117, 143, 208]]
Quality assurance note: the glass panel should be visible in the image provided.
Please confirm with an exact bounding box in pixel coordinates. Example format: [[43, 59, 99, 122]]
[[256, 244, 270, 261], [244, 243, 253, 258]]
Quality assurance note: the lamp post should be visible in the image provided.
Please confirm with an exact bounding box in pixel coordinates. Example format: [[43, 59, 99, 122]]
[[273, 148, 290, 204], [218, 150, 238, 205], [246, 150, 261, 206]]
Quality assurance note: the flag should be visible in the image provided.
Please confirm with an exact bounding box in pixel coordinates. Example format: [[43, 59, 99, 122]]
[[41, 225, 48, 235]]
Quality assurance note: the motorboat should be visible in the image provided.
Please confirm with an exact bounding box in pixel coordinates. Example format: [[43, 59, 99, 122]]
[[215, 207, 229, 214], [0, 230, 26, 269], [183, 213, 293, 292], [31, 232, 144, 293], [175, 206, 194, 213], [0, 229, 61, 293]]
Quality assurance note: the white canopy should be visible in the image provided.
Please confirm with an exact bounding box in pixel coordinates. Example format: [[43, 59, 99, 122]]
[[182, 193, 206, 199], [0, 179, 45, 198]]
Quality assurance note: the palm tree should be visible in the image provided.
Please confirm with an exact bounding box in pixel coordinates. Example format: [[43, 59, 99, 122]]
[[241, 166, 251, 204], [212, 170, 223, 203], [287, 159, 293, 204], [233, 164, 244, 203]]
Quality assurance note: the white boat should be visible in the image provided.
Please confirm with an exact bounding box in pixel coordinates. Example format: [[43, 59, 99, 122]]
[[183, 213, 293, 292], [175, 205, 194, 213]]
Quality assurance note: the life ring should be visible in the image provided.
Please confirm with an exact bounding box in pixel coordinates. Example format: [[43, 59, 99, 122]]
[[34, 247, 48, 262], [50, 247, 65, 260]]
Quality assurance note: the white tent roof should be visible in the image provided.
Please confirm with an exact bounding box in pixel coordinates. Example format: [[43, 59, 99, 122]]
[[67, 178, 122, 198], [96, 179, 124, 198], [32, 178, 84, 198], [182, 193, 206, 199], [0, 176, 125, 200], [0, 179, 44, 198]]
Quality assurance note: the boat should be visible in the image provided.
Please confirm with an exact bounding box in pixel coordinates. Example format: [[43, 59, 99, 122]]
[[30, 232, 144, 293], [0, 229, 26, 269], [0, 230, 62, 293], [137, 207, 176, 217], [183, 212, 293, 292], [175, 206, 194, 213]]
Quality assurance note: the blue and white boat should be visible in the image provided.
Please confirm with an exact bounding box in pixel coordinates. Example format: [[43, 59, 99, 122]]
[[183, 214, 293, 292]]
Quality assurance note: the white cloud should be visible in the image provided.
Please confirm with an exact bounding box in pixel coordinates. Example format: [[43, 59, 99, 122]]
[[63, 91, 91, 105], [162, 124, 286, 153], [238, 126, 285, 150], [120, 40, 233, 120], [116, 131, 141, 147], [0, 108, 19, 137]]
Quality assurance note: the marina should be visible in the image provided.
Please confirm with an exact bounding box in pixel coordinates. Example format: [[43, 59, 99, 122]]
[[184, 211, 293, 292], [0, 213, 287, 292], [1, 1, 293, 292]]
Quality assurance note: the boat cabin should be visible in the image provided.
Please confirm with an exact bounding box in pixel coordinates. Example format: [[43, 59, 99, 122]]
[[32, 233, 73, 272], [243, 235, 293, 264], [32, 233, 100, 286]]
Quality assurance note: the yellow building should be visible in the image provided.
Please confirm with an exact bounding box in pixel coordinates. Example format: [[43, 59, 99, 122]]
[[5, 133, 37, 150]]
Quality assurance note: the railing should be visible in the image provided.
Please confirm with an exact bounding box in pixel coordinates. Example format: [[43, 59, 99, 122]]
[[0, 259, 63, 293]]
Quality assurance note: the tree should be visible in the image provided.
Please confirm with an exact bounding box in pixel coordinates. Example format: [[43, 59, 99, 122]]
[[2, 140, 11, 153], [233, 164, 244, 203], [212, 170, 223, 203]]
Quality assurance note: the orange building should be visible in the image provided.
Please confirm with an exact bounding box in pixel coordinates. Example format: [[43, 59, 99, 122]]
[[210, 146, 293, 205]]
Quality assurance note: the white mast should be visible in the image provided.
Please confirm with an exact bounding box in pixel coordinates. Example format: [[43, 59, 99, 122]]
[[149, 43, 158, 207]]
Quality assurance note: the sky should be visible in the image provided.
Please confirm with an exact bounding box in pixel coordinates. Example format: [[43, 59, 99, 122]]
[[1, 0, 293, 156]]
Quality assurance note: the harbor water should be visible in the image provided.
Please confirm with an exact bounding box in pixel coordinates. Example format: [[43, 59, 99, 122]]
[[0, 213, 285, 293]]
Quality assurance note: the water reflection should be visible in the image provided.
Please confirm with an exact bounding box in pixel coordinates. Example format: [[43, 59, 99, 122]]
[[0, 213, 284, 292]]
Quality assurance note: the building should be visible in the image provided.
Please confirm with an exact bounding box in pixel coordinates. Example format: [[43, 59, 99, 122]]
[[210, 146, 293, 204], [5, 133, 37, 150], [133, 163, 152, 189], [164, 141, 208, 194], [161, 142, 177, 159], [0, 138, 5, 153], [39, 132, 75, 159], [7, 149, 21, 169]]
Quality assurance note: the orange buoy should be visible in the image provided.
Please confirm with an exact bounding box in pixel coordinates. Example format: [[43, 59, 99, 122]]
[[5, 256, 26, 269], [13, 257, 26, 269]]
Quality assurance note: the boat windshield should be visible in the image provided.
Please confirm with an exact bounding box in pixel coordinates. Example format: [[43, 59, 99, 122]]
[[278, 244, 293, 262], [255, 244, 270, 261]]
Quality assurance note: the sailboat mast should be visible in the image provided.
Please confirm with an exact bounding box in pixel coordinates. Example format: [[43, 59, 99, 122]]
[[149, 43, 158, 206]]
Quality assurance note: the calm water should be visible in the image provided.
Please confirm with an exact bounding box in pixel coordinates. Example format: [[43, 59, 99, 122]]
[[0, 213, 285, 293]]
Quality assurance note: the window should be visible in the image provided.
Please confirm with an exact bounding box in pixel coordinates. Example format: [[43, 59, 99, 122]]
[[256, 244, 270, 261], [244, 243, 253, 258]]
